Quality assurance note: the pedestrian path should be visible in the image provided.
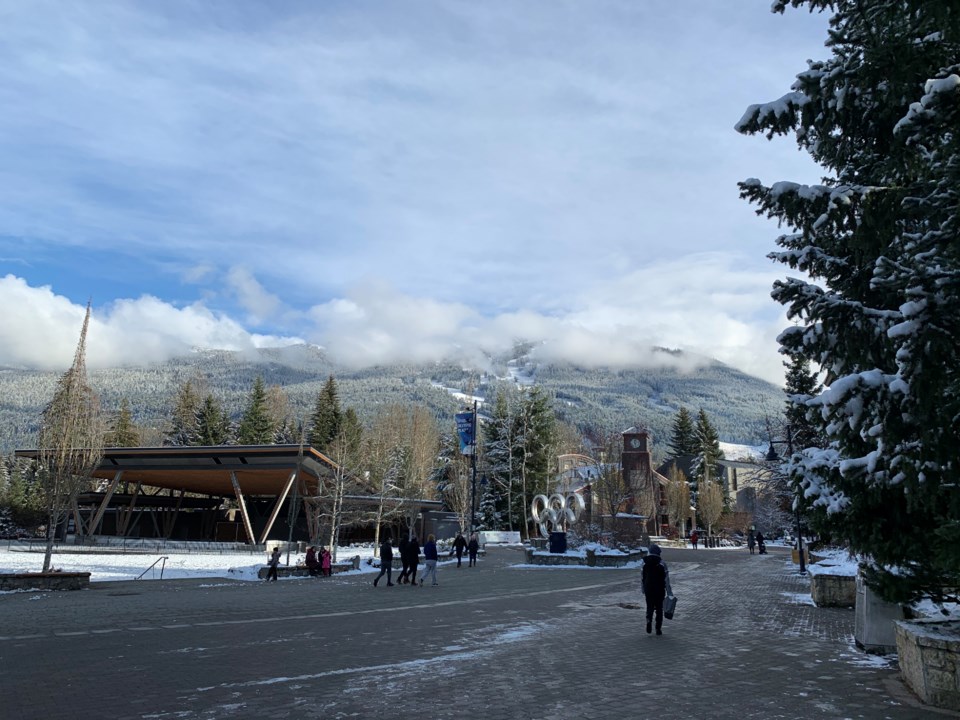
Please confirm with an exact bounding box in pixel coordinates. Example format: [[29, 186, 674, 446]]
[[0, 545, 949, 719]]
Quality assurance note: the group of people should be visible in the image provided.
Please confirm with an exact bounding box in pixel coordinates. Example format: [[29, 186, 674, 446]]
[[265, 545, 334, 581], [746, 530, 767, 555], [373, 531, 481, 588], [305, 545, 333, 576]]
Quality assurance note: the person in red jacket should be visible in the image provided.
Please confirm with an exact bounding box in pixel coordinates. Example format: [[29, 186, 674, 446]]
[[690, 530, 699, 549]]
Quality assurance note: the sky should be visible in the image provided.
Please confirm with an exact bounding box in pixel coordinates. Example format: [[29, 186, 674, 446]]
[[0, 1, 833, 384]]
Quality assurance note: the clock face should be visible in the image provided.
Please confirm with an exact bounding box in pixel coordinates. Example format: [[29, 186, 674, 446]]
[[629, 438, 641, 449]]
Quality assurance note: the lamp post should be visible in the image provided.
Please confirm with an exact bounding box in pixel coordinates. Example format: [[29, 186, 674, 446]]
[[766, 427, 805, 574], [470, 400, 478, 534]]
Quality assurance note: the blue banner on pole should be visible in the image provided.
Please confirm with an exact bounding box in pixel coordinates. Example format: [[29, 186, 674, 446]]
[[455, 412, 475, 455]]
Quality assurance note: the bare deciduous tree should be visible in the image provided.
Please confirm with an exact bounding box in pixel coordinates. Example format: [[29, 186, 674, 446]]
[[698, 474, 724, 537], [317, 423, 366, 562], [440, 449, 471, 532], [37, 304, 105, 572], [589, 434, 630, 536]]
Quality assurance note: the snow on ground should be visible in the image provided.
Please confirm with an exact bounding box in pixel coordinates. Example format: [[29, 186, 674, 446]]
[[0, 544, 388, 583], [781, 591, 817, 606]]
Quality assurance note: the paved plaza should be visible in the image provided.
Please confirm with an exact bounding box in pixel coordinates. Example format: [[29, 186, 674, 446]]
[[0, 545, 951, 719]]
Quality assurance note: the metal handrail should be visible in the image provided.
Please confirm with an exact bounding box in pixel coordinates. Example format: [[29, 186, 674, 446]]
[[135, 556, 169, 580]]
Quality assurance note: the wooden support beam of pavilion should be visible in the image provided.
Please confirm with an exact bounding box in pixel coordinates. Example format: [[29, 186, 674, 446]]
[[231, 471, 256, 545], [258, 470, 297, 545], [88, 470, 123, 536]]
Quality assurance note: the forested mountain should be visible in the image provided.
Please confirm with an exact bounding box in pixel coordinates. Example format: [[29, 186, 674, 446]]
[[0, 345, 784, 462]]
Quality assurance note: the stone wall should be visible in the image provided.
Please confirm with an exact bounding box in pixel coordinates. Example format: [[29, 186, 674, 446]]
[[523, 548, 646, 567], [0, 572, 90, 591], [257, 557, 360, 579], [896, 619, 960, 711], [810, 573, 856, 608]]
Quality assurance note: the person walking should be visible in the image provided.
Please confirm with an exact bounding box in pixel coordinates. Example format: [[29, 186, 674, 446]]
[[453, 531, 467, 567], [321, 547, 332, 576], [419, 534, 439, 586], [747, 531, 756, 555], [397, 535, 410, 583], [690, 530, 699, 550], [373, 536, 394, 587], [265, 546, 281, 582], [756, 531, 767, 555], [467, 533, 480, 567], [641, 544, 672, 636], [406, 534, 421, 586]]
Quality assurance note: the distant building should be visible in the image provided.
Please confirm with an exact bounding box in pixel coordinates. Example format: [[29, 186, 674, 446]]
[[717, 458, 768, 513], [621, 428, 670, 534]]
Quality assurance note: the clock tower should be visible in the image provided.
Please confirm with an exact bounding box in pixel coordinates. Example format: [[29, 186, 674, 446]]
[[621, 428, 652, 487]]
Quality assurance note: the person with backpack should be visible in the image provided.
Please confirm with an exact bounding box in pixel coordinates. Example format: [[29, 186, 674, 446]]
[[641, 544, 672, 636]]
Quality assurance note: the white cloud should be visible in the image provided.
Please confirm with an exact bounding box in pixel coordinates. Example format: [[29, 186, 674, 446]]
[[1, 270, 788, 383], [226, 266, 281, 325], [304, 259, 790, 384], [0, 275, 299, 370]]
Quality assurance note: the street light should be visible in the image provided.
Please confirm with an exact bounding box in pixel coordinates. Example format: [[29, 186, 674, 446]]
[[766, 427, 805, 574]]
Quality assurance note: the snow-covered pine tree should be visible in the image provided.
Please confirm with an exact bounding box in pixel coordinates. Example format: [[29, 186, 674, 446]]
[[308, 375, 343, 454], [477, 476, 503, 531], [667, 407, 697, 458], [782, 354, 822, 452], [737, 0, 960, 604], [107, 398, 141, 447], [195, 394, 232, 446], [692, 408, 724, 488], [514, 387, 558, 539], [482, 390, 516, 531], [237, 376, 275, 445], [166, 378, 201, 446]]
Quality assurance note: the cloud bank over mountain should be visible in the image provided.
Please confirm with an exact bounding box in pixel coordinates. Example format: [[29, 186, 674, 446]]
[[1, 264, 787, 383]]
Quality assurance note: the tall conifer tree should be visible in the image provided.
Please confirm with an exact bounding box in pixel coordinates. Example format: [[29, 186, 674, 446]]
[[693, 408, 724, 487], [195, 395, 231, 446], [238, 376, 275, 445], [738, 0, 960, 602], [107, 398, 141, 447], [667, 407, 698, 458], [309, 375, 343, 453]]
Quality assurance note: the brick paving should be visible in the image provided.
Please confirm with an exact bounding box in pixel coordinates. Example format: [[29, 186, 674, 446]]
[[0, 546, 952, 719]]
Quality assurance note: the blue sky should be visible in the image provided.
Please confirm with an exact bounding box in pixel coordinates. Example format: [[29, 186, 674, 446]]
[[0, 1, 830, 383]]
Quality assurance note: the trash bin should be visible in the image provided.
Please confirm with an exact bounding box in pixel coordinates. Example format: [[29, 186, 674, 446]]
[[549, 531, 567, 554]]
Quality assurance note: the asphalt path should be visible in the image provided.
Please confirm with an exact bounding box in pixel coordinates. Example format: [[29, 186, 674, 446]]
[[0, 546, 949, 719]]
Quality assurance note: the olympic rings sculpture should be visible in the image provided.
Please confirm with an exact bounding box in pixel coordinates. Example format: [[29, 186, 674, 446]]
[[530, 492, 585, 537]]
